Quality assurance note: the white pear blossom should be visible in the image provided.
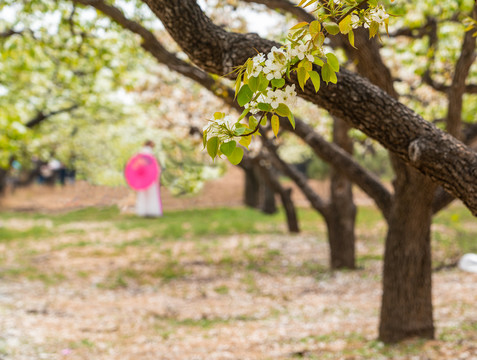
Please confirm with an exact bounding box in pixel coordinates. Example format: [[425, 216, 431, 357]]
[[203, 115, 241, 143], [282, 84, 297, 107], [365, 5, 389, 26], [263, 89, 283, 109], [351, 14, 361, 29], [249, 53, 266, 77], [263, 46, 287, 80]]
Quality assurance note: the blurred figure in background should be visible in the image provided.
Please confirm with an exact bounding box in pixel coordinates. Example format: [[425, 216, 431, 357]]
[[129, 140, 163, 218]]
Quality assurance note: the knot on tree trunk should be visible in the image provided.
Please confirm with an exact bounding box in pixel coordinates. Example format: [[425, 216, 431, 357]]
[[408, 138, 427, 164]]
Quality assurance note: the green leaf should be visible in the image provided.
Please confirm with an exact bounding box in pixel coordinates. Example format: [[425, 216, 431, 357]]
[[298, 59, 312, 71], [275, 103, 290, 117], [237, 84, 253, 107], [326, 53, 339, 72], [288, 111, 295, 129], [246, 58, 253, 75], [271, 115, 280, 137], [248, 76, 259, 93], [271, 78, 285, 88], [257, 102, 272, 112], [339, 15, 352, 34], [249, 115, 258, 130], [313, 32, 325, 47], [258, 74, 269, 92], [323, 22, 340, 35], [309, 20, 321, 36], [308, 70, 321, 92], [369, 21, 379, 39], [234, 72, 242, 98], [214, 112, 224, 120], [290, 21, 309, 30], [220, 140, 236, 157], [297, 66, 307, 91], [238, 107, 250, 121], [206, 136, 219, 159], [202, 130, 208, 149], [228, 147, 244, 165], [321, 63, 332, 84], [239, 135, 251, 149], [313, 57, 324, 67], [234, 127, 246, 136], [261, 115, 268, 126], [348, 30, 356, 48]]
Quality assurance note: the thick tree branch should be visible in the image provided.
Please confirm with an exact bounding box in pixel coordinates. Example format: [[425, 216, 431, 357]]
[[144, 0, 477, 215], [0, 29, 23, 38], [446, 2, 477, 137], [25, 104, 79, 128]]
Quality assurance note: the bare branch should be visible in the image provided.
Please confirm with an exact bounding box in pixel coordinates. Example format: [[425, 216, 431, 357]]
[[25, 104, 79, 128], [0, 29, 24, 38]]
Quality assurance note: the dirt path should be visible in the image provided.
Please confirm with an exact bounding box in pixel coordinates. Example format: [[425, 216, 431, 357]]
[[0, 230, 475, 360]]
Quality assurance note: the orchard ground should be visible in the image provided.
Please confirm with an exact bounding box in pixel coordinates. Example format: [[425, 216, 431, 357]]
[[0, 167, 476, 360]]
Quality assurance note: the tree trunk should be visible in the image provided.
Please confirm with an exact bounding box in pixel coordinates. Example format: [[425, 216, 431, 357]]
[[326, 117, 357, 269], [379, 156, 436, 343], [0, 168, 7, 195], [254, 155, 300, 232], [280, 187, 299, 233], [243, 163, 260, 208], [260, 182, 277, 214]]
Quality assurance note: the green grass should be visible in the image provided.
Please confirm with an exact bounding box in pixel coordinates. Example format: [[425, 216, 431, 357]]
[[0, 203, 475, 287], [115, 207, 287, 240], [0, 226, 53, 242]]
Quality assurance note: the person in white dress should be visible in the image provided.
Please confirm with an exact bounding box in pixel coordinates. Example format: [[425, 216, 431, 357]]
[[135, 140, 163, 217]]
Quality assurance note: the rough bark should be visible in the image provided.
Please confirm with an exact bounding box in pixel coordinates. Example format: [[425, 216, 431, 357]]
[[379, 158, 436, 343], [327, 118, 356, 269], [144, 0, 477, 216], [342, 28, 438, 342]]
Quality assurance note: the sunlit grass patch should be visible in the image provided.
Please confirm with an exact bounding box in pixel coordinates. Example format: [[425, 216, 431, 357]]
[[116, 207, 286, 240], [51, 206, 120, 224], [0, 226, 53, 242], [0, 264, 66, 285]]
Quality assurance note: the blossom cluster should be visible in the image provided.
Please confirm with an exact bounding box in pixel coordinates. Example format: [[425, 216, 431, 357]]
[[203, 115, 240, 143], [351, 5, 389, 29], [248, 43, 314, 81], [203, 0, 391, 164], [245, 84, 297, 113]]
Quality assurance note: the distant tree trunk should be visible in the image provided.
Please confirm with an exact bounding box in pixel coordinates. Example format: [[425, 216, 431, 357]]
[[0, 168, 7, 195], [379, 157, 436, 343], [254, 155, 299, 232], [243, 162, 260, 208], [280, 187, 299, 233], [260, 170, 277, 214], [325, 118, 357, 269]]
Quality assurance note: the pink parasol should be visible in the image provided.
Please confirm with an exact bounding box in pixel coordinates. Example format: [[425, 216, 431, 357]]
[[124, 153, 160, 190]]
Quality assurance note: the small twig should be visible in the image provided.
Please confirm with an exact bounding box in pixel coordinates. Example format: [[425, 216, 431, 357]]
[[322, 0, 369, 37], [239, 112, 266, 137]]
